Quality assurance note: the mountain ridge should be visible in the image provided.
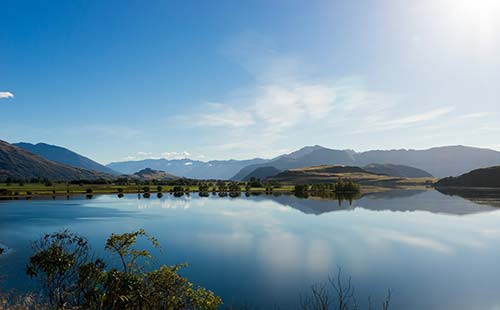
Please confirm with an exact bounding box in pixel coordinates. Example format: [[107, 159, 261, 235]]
[[14, 142, 118, 175], [0, 140, 110, 181], [231, 145, 500, 179]]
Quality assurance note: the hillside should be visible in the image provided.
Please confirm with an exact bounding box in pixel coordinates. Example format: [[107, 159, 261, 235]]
[[242, 166, 281, 181], [0, 140, 109, 181], [268, 165, 386, 184], [435, 166, 500, 188], [133, 168, 179, 181], [14, 142, 118, 175], [363, 163, 432, 178]]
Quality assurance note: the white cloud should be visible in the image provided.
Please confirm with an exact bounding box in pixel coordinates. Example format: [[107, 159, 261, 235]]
[[194, 103, 255, 128], [160, 151, 194, 160], [0, 92, 14, 99]]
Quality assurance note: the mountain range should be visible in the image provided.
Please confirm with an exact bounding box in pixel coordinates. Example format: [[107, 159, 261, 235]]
[[0, 140, 109, 181], [4, 140, 500, 182], [107, 158, 268, 180], [14, 142, 118, 175], [230, 145, 500, 180]]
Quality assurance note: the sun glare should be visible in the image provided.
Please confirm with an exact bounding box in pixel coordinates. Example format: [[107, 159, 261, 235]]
[[448, 0, 500, 37]]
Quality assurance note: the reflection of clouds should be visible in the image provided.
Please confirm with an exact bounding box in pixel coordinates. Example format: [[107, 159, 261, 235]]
[[137, 199, 150, 209], [257, 231, 303, 272], [366, 228, 452, 254], [305, 239, 335, 273], [479, 228, 500, 238], [196, 231, 254, 254], [160, 199, 191, 210]]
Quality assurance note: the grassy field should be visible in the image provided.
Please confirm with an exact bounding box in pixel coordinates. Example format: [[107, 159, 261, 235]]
[[0, 183, 296, 198], [0, 175, 435, 199]]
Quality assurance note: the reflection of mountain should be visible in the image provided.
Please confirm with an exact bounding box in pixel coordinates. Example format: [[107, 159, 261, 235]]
[[363, 189, 426, 199], [248, 193, 354, 215], [250, 190, 498, 216], [436, 187, 500, 208]]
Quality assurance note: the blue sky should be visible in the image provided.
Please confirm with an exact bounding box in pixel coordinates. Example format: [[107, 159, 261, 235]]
[[1, 0, 499, 164]]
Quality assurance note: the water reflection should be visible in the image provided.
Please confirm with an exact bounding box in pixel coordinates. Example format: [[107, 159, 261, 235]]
[[2, 190, 500, 309], [436, 187, 500, 208]]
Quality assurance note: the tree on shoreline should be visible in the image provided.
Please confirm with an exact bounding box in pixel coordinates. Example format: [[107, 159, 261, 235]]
[[25, 229, 222, 309]]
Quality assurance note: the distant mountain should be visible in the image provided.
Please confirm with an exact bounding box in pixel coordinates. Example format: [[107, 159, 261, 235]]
[[232, 145, 500, 180], [107, 158, 268, 180], [435, 166, 500, 188], [14, 142, 118, 175], [241, 166, 282, 181], [0, 140, 109, 181], [363, 163, 433, 178], [355, 146, 500, 177], [133, 168, 179, 181], [275, 145, 326, 160], [109, 144, 500, 181], [231, 146, 356, 180]]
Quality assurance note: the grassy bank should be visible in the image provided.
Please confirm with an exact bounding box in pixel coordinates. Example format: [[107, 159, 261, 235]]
[[0, 182, 296, 198]]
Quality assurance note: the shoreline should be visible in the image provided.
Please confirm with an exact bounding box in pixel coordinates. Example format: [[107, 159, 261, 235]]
[[0, 186, 435, 201]]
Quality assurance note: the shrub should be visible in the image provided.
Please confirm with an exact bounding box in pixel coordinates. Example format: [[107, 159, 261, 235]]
[[25, 229, 222, 310]]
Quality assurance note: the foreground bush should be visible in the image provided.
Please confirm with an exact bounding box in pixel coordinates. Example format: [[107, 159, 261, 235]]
[[24, 229, 222, 310]]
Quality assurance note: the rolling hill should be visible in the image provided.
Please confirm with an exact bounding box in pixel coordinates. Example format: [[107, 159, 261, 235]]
[[132, 168, 180, 181], [268, 165, 383, 184], [0, 140, 110, 181], [363, 163, 432, 178], [14, 142, 118, 175], [267, 165, 434, 189], [435, 166, 500, 188]]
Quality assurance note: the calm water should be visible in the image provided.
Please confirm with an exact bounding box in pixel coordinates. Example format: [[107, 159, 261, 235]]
[[1, 190, 500, 309]]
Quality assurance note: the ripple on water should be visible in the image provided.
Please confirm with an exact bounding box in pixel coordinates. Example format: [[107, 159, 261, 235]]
[[0, 242, 11, 257]]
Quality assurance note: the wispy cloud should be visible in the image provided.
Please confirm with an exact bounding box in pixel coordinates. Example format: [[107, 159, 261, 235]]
[[181, 33, 456, 155], [388, 107, 454, 125], [194, 103, 255, 128], [0, 92, 14, 99]]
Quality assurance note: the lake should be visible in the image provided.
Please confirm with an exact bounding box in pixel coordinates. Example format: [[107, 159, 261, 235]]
[[1, 190, 500, 309]]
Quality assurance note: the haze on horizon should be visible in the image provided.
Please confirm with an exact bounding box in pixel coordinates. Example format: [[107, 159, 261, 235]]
[[1, 0, 499, 164]]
